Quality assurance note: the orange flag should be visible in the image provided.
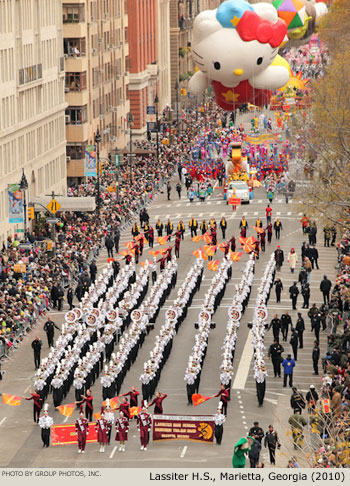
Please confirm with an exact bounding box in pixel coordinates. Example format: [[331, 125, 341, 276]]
[[192, 393, 213, 407], [102, 397, 119, 410], [218, 243, 229, 253], [129, 406, 141, 417], [149, 250, 160, 256], [203, 233, 212, 244], [124, 242, 135, 250], [157, 236, 169, 245], [246, 236, 257, 245], [140, 261, 147, 268], [119, 251, 128, 256], [2, 393, 22, 406], [192, 235, 203, 243], [208, 260, 220, 271], [203, 245, 217, 256], [253, 227, 264, 234], [230, 251, 243, 262], [193, 249, 208, 260], [239, 236, 247, 246], [94, 412, 101, 420], [56, 403, 75, 417]]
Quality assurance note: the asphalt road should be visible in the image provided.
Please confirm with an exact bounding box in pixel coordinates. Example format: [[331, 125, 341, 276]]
[[0, 117, 336, 469]]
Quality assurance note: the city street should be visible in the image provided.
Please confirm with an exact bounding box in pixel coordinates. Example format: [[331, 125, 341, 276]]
[[0, 160, 336, 468]]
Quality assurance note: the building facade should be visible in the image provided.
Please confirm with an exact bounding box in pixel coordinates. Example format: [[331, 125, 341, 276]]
[[0, 0, 67, 246], [63, 0, 130, 181], [157, 0, 171, 113], [127, 0, 158, 137]]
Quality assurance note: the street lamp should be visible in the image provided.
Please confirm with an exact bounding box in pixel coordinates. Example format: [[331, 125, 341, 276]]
[[95, 128, 102, 219], [154, 93, 159, 162], [19, 169, 28, 241], [127, 112, 134, 183], [175, 79, 179, 137]]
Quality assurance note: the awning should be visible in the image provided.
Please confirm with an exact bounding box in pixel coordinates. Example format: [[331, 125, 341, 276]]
[[32, 196, 96, 212]]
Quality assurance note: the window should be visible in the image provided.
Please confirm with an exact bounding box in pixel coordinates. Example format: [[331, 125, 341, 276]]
[[64, 38, 86, 57], [65, 106, 87, 124], [66, 142, 87, 160], [65, 72, 87, 92], [62, 4, 85, 23]]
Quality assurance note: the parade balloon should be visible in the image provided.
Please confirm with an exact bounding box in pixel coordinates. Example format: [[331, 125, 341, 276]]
[[260, 0, 328, 46], [189, 0, 290, 110]]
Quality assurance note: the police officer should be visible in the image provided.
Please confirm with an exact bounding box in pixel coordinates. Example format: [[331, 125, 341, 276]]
[[268, 340, 284, 378], [31, 336, 42, 370]]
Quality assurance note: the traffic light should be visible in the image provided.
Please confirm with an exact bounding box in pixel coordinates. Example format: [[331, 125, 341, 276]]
[[99, 162, 104, 174], [28, 207, 34, 220]]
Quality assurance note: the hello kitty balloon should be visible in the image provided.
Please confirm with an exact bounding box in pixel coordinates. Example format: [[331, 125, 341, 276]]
[[189, 0, 290, 111]]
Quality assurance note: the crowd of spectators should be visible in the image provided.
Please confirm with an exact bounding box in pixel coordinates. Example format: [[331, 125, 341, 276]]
[[0, 102, 225, 359]]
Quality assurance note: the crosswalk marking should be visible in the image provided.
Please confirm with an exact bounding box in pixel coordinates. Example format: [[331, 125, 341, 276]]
[[276, 212, 281, 215], [243, 212, 247, 216], [287, 212, 292, 216], [196, 202, 201, 206], [258, 199, 262, 203], [254, 212, 258, 216]]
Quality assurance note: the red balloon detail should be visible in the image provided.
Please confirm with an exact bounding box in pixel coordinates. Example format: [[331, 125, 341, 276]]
[[236, 11, 287, 48]]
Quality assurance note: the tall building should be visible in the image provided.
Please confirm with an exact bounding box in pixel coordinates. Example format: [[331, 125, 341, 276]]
[[63, 0, 130, 181], [0, 0, 67, 246], [157, 0, 171, 112], [169, 0, 194, 104], [169, 0, 221, 104], [127, 0, 158, 137]]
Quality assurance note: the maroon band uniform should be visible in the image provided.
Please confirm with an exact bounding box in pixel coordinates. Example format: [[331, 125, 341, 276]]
[[115, 416, 129, 441], [136, 411, 152, 449], [95, 418, 110, 444], [149, 394, 167, 414], [75, 416, 89, 452], [25, 392, 42, 423]]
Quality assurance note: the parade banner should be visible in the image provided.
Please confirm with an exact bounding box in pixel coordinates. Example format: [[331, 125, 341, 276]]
[[8, 184, 24, 224], [85, 144, 97, 177], [51, 423, 98, 446], [246, 134, 278, 144], [228, 197, 241, 206], [152, 415, 215, 443]]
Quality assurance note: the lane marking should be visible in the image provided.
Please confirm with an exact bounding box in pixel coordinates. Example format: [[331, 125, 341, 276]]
[[0, 417, 7, 426], [63, 415, 69, 423], [24, 385, 31, 393], [180, 446, 188, 458], [109, 446, 117, 459], [232, 330, 253, 390]]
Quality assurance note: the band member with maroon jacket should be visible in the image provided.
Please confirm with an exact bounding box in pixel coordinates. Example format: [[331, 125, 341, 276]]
[[115, 411, 129, 452], [95, 410, 110, 453], [213, 385, 230, 416], [76, 389, 94, 421], [136, 402, 152, 451], [122, 386, 140, 408], [25, 390, 42, 423], [75, 411, 89, 453], [117, 396, 130, 420], [149, 392, 168, 414]]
